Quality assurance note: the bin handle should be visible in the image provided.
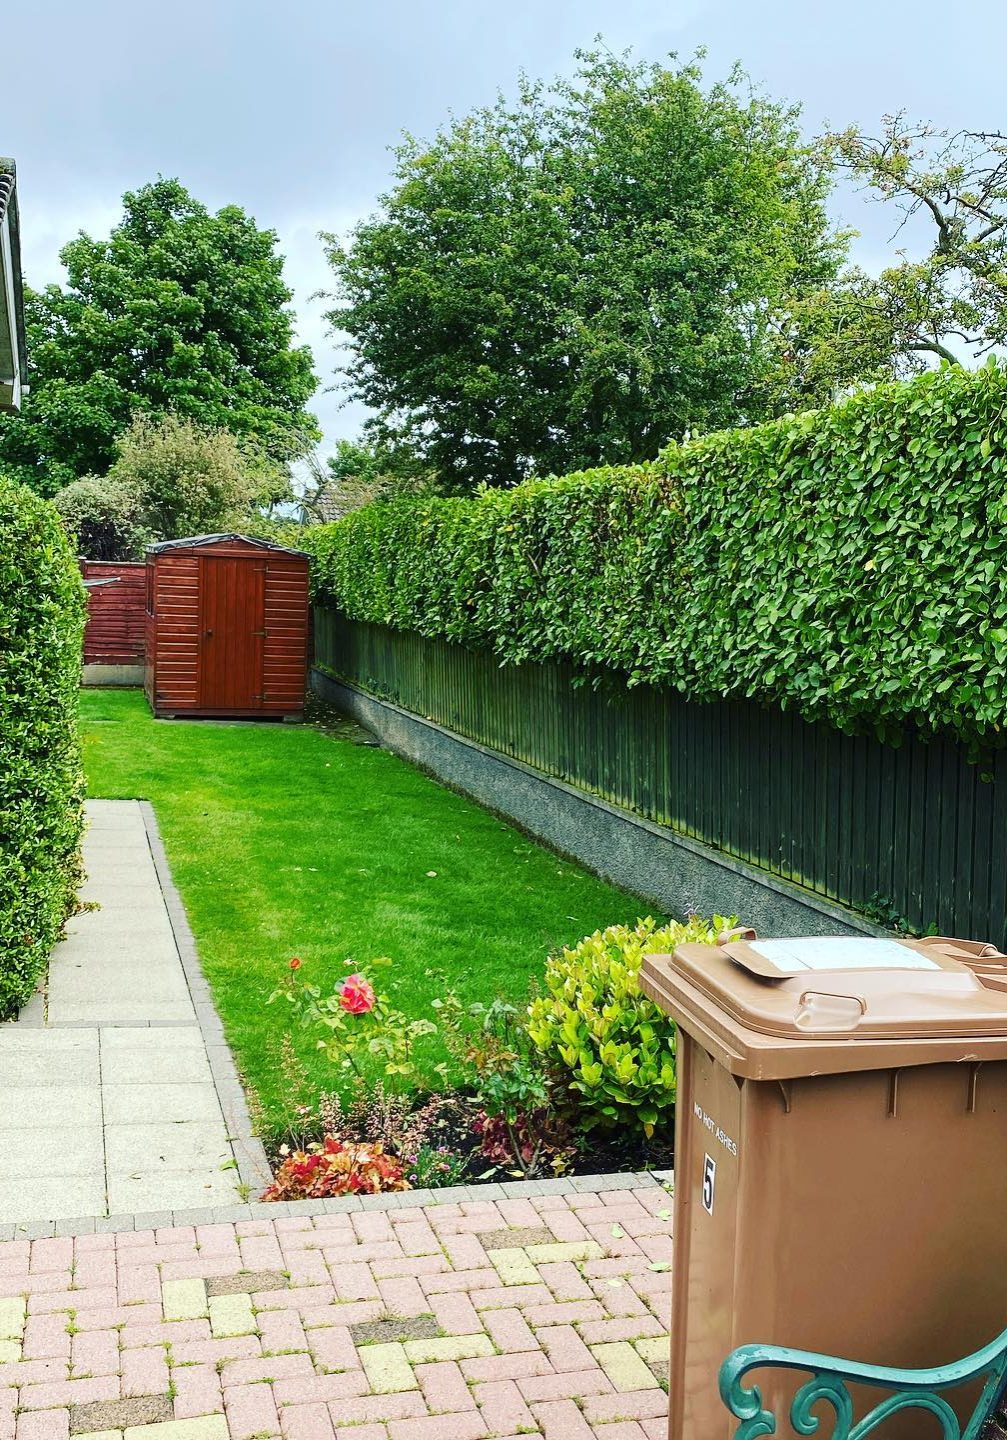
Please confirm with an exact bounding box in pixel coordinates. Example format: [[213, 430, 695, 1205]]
[[795, 989, 866, 1032], [718, 925, 757, 945], [938, 942, 1004, 962], [917, 935, 1007, 961]]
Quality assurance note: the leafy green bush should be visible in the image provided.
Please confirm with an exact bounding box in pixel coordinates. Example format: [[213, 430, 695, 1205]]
[[306, 363, 1007, 749], [53, 416, 296, 561], [0, 475, 86, 1016], [53, 474, 152, 560], [106, 414, 291, 542], [526, 914, 730, 1138]]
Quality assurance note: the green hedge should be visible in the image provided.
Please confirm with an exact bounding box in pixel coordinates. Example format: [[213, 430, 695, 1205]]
[[0, 475, 87, 1017], [307, 363, 1007, 749]]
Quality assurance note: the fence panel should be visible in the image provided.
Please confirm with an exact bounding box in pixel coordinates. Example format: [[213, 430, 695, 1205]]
[[81, 560, 146, 665], [314, 607, 1006, 945]]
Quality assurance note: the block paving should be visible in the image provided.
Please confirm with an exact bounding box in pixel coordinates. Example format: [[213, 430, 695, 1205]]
[[0, 1186, 672, 1439]]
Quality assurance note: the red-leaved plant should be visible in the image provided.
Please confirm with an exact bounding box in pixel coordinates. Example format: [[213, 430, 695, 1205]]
[[473, 1107, 572, 1177], [262, 1137, 409, 1200]]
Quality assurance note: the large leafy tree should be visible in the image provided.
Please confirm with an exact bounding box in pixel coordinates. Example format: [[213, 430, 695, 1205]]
[[324, 51, 847, 490], [1, 179, 318, 494], [325, 438, 387, 492]]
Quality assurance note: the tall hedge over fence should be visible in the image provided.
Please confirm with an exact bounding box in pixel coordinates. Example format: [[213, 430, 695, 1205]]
[[308, 363, 1007, 751], [0, 475, 86, 1017]]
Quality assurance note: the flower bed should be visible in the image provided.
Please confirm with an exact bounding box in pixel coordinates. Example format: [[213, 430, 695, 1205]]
[[263, 914, 733, 1199]]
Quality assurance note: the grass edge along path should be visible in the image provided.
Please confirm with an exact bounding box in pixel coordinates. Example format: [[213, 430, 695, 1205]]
[[80, 689, 655, 1136]]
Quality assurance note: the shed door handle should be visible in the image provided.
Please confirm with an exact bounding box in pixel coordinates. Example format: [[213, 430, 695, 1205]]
[[203, 629, 214, 638]]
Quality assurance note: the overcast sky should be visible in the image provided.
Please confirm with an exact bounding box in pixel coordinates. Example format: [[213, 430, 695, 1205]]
[[5, 0, 1004, 450]]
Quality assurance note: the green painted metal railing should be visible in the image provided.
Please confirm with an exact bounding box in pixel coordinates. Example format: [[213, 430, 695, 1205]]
[[720, 1326, 1007, 1437], [314, 608, 1007, 946]]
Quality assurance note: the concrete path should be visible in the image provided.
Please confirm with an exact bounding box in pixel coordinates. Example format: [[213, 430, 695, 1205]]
[[0, 1182, 672, 1440], [0, 802, 268, 1224]]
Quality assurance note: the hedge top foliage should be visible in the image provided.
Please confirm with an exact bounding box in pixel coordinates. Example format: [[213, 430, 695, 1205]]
[[307, 363, 1007, 749]]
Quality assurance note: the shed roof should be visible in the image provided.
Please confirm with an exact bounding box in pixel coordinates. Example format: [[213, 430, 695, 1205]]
[[145, 533, 309, 558]]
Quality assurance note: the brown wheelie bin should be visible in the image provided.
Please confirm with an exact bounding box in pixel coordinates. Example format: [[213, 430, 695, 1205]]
[[640, 933, 1007, 1440]]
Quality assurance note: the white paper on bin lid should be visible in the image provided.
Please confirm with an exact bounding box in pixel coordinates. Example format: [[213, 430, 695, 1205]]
[[745, 937, 941, 974]]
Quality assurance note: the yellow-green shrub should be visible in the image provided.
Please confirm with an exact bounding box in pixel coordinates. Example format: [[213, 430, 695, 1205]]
[[526, 914, 731, 1138]]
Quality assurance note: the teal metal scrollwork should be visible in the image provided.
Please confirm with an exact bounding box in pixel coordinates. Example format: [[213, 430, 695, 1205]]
[[791, 1373, 854, 1436], [719, 1322, 1007, 1439]]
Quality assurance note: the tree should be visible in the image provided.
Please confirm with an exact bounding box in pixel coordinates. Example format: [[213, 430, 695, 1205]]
[[323, 50, 846, 490], [1, 179, 319, 494], [326, 438, 387, 492], [290, 437, 431, 523], [292, 444, 380, 523], [109, 414, 290, 540], [53, 414, 292, 560], [780, 117, 1007, 398]]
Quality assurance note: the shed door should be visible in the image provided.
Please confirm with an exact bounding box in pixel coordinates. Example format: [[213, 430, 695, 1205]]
[[197, 556, 266, 710]]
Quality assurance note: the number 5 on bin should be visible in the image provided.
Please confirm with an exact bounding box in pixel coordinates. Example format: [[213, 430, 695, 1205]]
[[702, 1154, 716, 1216]]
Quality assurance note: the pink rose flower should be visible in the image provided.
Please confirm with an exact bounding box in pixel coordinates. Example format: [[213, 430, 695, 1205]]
[[339, 973, 376, 1015]]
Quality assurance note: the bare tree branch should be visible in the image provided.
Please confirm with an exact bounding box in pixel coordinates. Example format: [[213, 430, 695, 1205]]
[[908, 339, 963, 365]]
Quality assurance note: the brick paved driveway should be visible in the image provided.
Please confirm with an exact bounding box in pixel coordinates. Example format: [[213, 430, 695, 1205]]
[[0, 1186, 672, 1439]]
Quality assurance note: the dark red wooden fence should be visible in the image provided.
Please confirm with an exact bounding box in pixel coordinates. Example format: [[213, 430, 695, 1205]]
[[81, 560, 146, 666]]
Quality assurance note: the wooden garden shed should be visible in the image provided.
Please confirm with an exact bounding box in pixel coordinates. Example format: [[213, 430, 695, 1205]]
[[144, 534, 310, 720]]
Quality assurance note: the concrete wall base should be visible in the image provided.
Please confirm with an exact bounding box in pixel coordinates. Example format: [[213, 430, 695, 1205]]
[[312, 668, 882, 938], [82, 664, 144, 687]]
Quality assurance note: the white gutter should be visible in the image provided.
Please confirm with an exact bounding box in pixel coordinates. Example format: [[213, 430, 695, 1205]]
[[0, 162, 24, 412], [0, 215, 21, 410]]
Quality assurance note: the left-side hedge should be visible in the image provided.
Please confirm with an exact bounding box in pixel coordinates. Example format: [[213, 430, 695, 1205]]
[[0, 474, 86, 1018]]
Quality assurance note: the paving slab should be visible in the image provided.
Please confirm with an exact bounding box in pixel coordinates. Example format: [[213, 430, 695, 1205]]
[[0, 1175, 107, 1222], [54, 931, 181, 964], [104, 1119, 234, 1173], [48, 1000, 200, 1026], [0, 1125, 104, 1178], [83, 799, 149, 829], [0, 1085, 102, 1128], [63, 912, 176, 942], [116, 1051, 218, 1088], [106, 1168, 244, 1212], [71, 855, 158, 882], [0, 802, 247, 1224], [0, 1027, 100, 1085], [102, 1082, 224, 1124], [52, 967, 195, 1004], [100, 1025, 209, 1050], [51, 965, 195, 1004]]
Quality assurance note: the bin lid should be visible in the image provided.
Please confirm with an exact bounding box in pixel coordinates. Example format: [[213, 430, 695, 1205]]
[[640, 935, 1007, 1080]]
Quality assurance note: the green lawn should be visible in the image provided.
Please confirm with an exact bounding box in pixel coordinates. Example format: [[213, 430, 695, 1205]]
[[80, 689, 651, 1134]]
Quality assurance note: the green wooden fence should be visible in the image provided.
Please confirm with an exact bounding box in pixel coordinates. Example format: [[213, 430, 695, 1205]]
[[314, 607, 1007, 945]]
